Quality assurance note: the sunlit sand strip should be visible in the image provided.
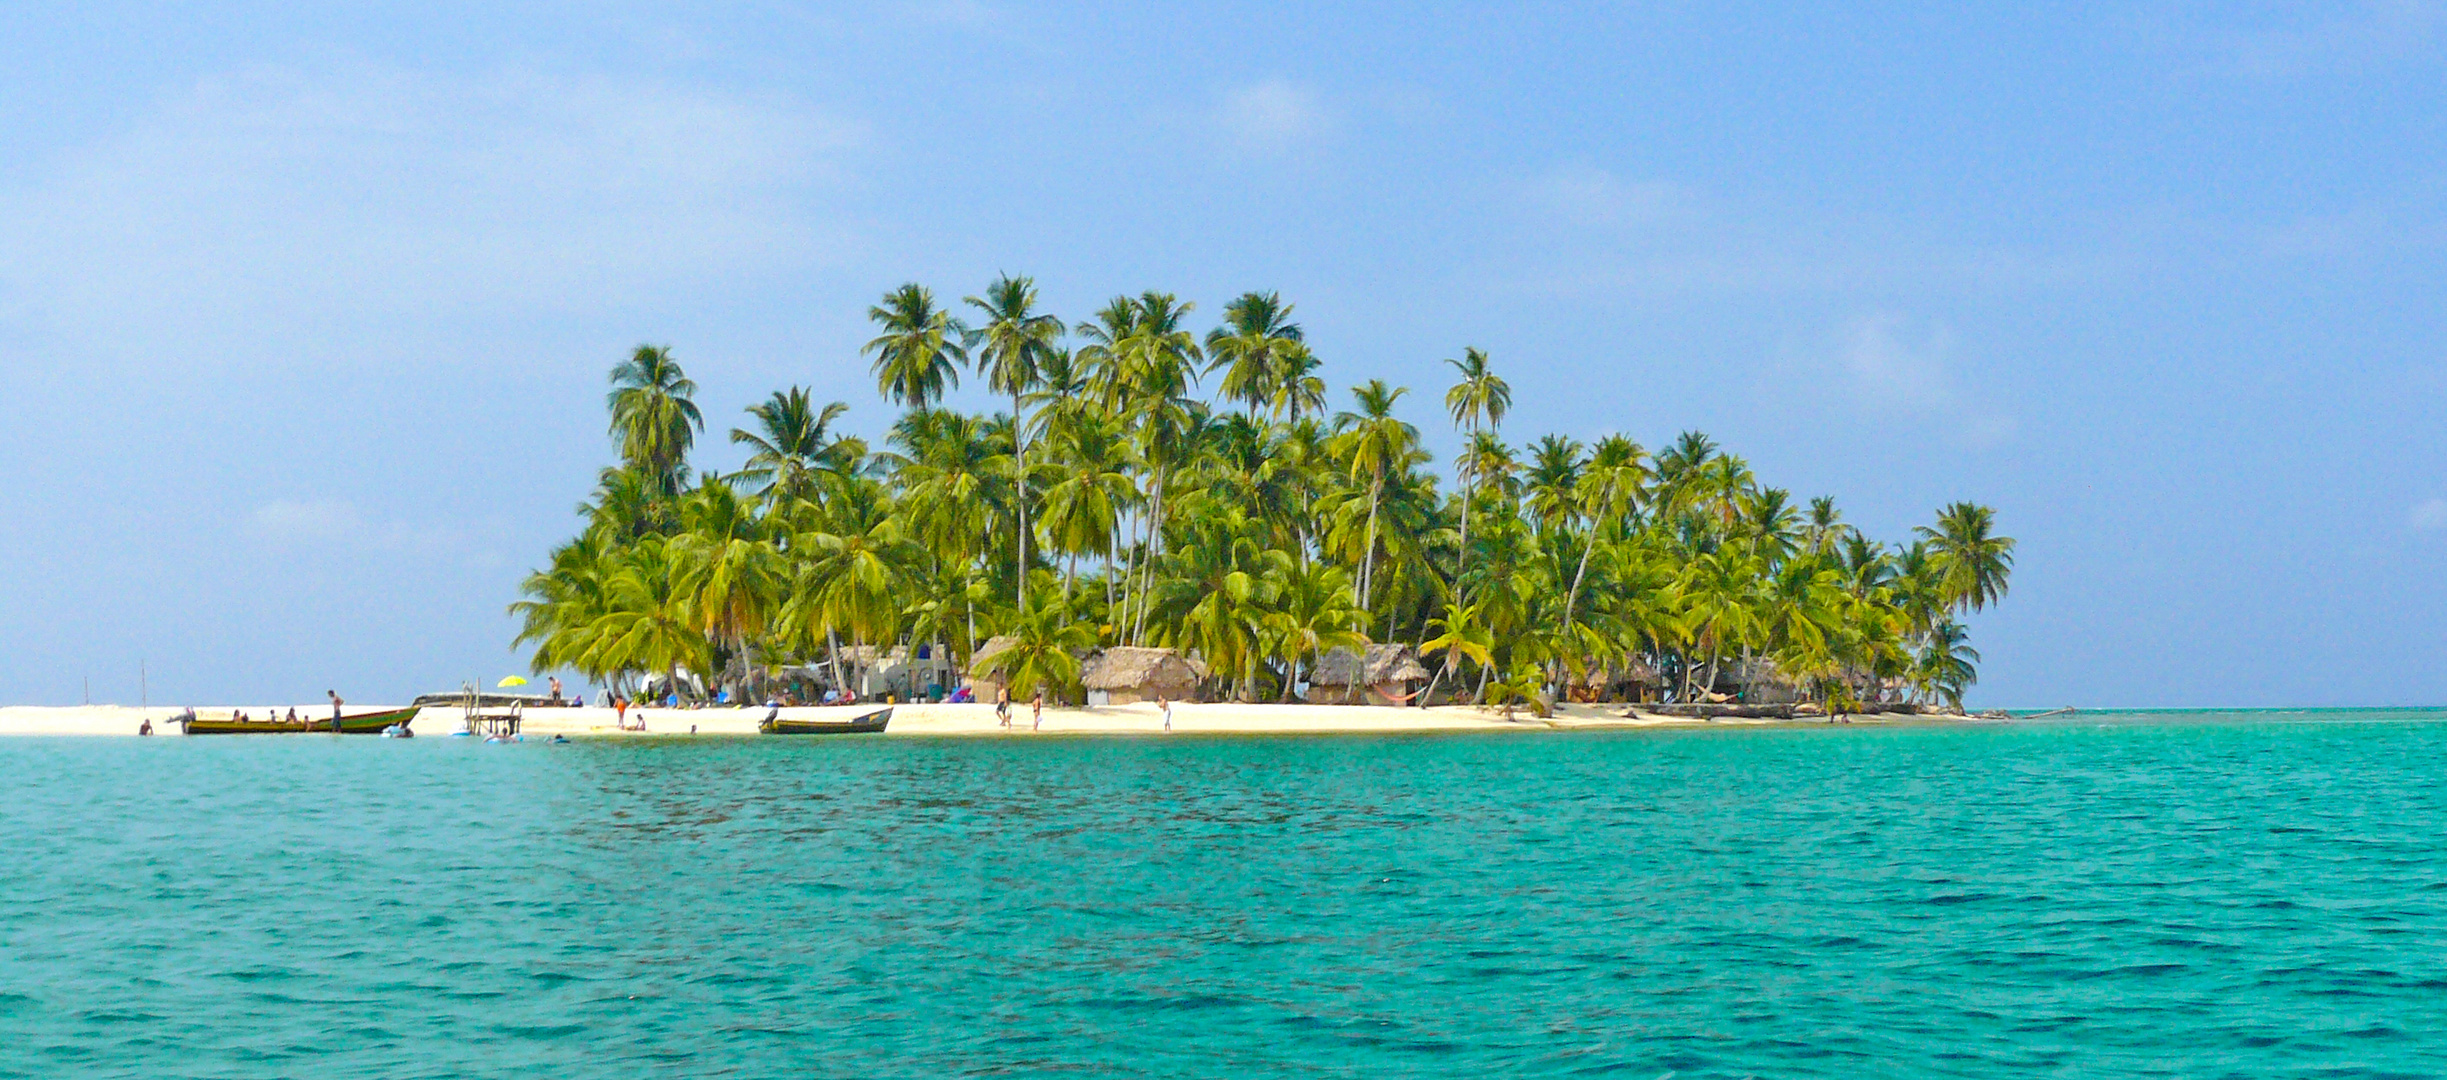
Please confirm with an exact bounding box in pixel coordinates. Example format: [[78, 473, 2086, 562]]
[[0, 703, 1943, 737]]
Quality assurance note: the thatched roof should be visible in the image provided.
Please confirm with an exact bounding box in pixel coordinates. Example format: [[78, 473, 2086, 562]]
[[967, 635, 1019, 677], [1721, 658, 1796, 688], [1080, 647, 1202, 691], [837, 644, 912, 666], [1575, 657, 1661, 686], [1310, 644, 1430, 687]]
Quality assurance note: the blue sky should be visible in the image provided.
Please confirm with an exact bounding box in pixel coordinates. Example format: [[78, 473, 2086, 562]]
[[3, 3, 2441, 707]]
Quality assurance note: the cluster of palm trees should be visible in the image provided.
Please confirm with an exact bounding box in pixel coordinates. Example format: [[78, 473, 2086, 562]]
[[512, 276, 2015, 710]]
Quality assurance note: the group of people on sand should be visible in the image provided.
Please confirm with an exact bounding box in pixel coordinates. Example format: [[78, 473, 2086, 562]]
[[992, 687, 1177, 732]]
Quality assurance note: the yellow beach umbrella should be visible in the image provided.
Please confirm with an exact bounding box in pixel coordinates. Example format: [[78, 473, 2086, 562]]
[[497, 676, 529, 688]]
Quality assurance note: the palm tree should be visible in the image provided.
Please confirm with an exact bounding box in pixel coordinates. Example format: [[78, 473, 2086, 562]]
[[580, 535, 709, 703], [1914, 621, 1981, 708], [1331, 380, 1418, 614], [671, 476, 783, 698], [1038, 411, 1139, 601], [1206, 291, 1303, 418], [1562, 435, 1648, 656], [965, 273, 1065, 611], [976, 592, 1095, 698], [731, 388, 851, 506], [1266, 562, 1368, 701], [1917, 502, 2015, 614], [1273, 343, 1327, 420], [607, 345, 703, 489], [1443, 347, 1511, 600], [864, 283, 969, 412]]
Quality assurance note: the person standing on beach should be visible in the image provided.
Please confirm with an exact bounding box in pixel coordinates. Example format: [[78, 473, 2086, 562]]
[[1159, 696, 1172, 732], [1031, 689, 1044, 731], [548, 676, 563, 705], [995, 687, 1011, 729]]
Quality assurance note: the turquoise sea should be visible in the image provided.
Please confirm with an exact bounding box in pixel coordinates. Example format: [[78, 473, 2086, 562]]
[[5, 710, 2445, 1078]]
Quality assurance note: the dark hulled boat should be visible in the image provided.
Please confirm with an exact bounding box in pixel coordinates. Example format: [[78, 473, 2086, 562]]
[[180, 706, 421, 735], [758, 707, 891, 735]]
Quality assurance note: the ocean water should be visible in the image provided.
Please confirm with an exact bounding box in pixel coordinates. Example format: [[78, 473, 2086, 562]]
[[5, 711, 2446, 1079]]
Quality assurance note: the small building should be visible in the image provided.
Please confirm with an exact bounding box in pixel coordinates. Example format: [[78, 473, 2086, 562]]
[[964, 635, 1021, 700], [1571, 657, 1663, 703], [1715, 658, 1802, 705], [1306, 644, 1431, 705], [1080, 646, 1202, 706]]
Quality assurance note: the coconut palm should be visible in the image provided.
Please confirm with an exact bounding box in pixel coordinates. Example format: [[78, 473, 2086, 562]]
[[731, 388, 851, 507], [865, 283, 969, 412], [1206, 291, 1304, 418], [607, 345, 703, 489], [1918, 501, 2015, 613], [1266, 562, 1369, 701], [975, 591, 1095, 698], [966, 273, 1065, 611], [1330, 380, 1418, 614]]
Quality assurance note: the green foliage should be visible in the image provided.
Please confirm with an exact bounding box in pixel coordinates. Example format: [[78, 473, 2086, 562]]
[[514, 280, 2015, 710]]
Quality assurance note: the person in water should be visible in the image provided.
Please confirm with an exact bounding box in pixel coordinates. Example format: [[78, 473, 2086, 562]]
[[285, 707, 298, 724], [138, 717, 152, 736]]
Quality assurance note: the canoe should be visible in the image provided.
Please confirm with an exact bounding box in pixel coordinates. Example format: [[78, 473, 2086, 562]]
[[180, 706, 420, 735], [759, 707, 891, 735]]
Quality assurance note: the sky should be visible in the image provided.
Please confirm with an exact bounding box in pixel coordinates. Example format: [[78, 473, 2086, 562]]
[[2, 3, 2442, 708]]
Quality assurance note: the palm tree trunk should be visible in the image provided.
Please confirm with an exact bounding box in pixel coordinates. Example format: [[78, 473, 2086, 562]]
[[1358, 474, 1383, 613], [1014, 390, 1029, 613]]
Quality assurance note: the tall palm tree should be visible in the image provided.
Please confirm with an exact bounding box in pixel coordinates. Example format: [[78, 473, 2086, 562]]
[[864, 283, 969, 412], [607, 345, 703, 489], [1443, 347, 1511, 620], [965, 273, 1065, 612], [1331, 380, 1418, 614], [731, 388, 851, 506], [1563, 435, 1649, 653], [1917, 501, 2015, 614], [1273, 343, 1328, 421], [1206, 291, 1304, 418]]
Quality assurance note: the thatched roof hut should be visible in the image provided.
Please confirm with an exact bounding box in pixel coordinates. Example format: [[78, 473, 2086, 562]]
[[1716, 658, 1802, 704], [1307, 644, 1431, 704], [1080, 646, 1201, 705], [964, 635, 1021, 697]]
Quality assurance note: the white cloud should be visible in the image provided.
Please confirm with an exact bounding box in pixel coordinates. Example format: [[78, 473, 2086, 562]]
[[1500, 164, 2135, 301], [1830, 314, 2017, 447], [2412, 498, 2447, 532], [1217, 78, 1329, 153], [247, 498, 485, 561], [0, 58, 860, 368], [1524, 166, 1687, 229]]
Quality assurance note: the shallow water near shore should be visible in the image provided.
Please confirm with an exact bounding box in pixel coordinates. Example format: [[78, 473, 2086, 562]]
[[4, 709, 2445, 1078]]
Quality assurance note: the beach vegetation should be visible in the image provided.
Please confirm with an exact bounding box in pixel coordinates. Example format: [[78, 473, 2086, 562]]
[[515, 286, 2015, 710]]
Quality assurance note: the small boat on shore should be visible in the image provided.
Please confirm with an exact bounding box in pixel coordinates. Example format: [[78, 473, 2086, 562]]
[[180, 706, 421, 736], [759, 707, 891, 735]]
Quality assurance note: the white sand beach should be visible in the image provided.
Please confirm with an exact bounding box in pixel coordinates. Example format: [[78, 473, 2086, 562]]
[[0, 702, 1951, 737]]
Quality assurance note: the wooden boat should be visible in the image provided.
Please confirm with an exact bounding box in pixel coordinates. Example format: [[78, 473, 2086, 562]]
[[331, 706, 420, 734], [179, 706, 420, 735], [759, 707, 891, 735]]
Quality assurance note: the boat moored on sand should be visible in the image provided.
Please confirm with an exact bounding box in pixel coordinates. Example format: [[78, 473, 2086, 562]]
[[179, 706, 421, 735], [758, 707, 891, 735]]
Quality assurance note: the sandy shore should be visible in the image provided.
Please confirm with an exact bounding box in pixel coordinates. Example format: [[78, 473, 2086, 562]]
[[0, 702, 1951, 737]]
